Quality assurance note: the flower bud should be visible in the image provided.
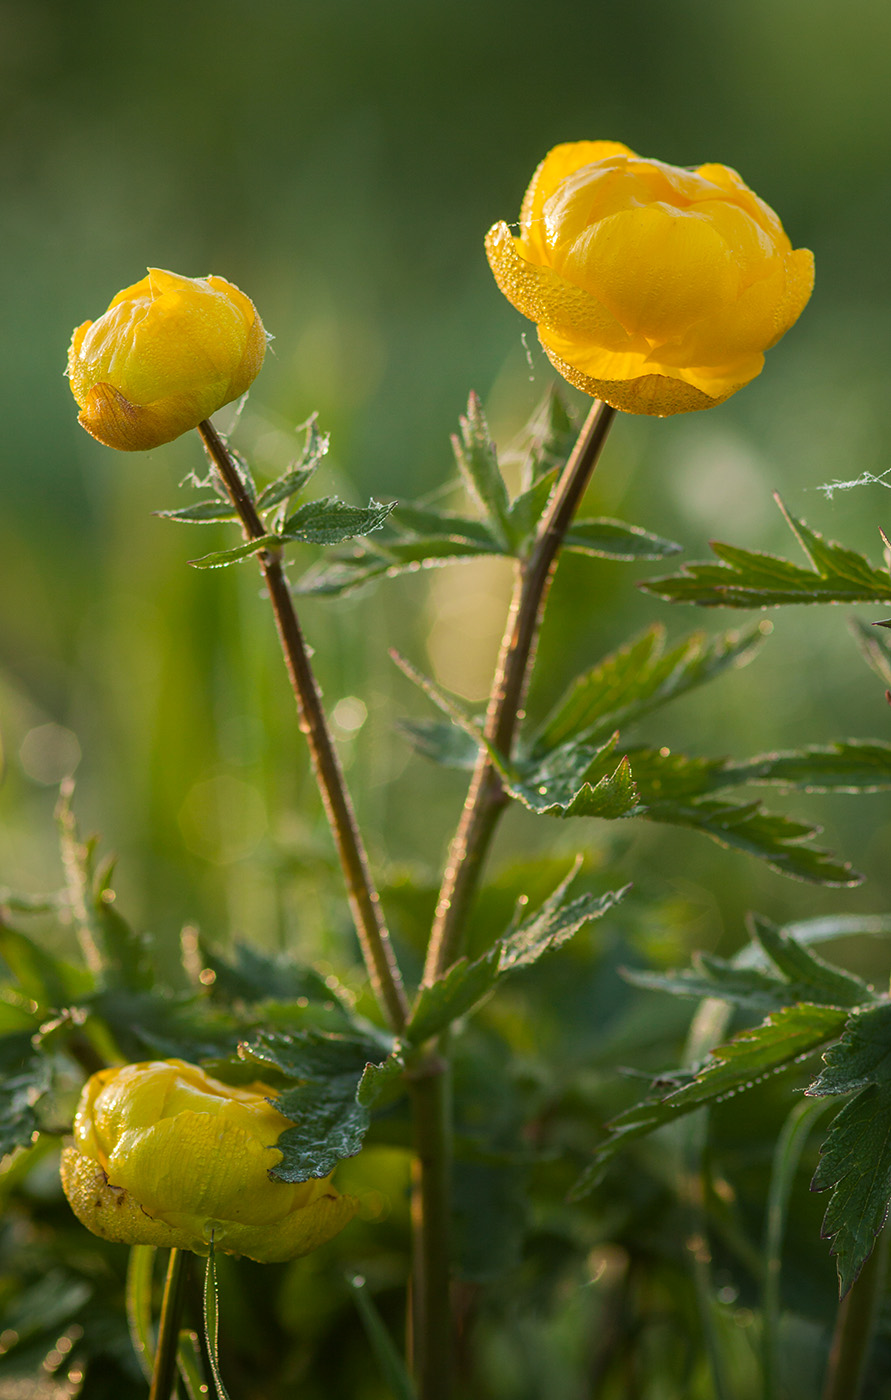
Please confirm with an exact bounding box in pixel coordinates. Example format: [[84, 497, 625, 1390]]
[[67, 269, 266, 451], [486, 141, 813, 415], [60, 1059, 358, 1263]]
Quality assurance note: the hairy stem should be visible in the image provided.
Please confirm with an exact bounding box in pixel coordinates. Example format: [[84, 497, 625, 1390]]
[[197, 419, 408, 1032], [149, 1249, 190, 1400], [822, 1227, 889, 1400], [422, 399, 616, 986]]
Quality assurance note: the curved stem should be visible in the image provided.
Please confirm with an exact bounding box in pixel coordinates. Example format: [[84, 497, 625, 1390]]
[[422, 400, 616, 986], [197, 419, 409, 1032], [149, 1248, 190, 1400]]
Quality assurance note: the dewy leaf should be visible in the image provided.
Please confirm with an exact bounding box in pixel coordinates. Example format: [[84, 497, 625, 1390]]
[[805, 1004, 891, 1292], [280, 497, 395, 545], [198, 939, 345, 1011], [572, 1003, 849, 1199], [643, 495, 891, 608], [237, 1028, 402, 1181], [562, 518, 682, 561], [623, 954, 798, 1016], [533, 623, 765, 755], [407, 865, 626, 1043], [295, 536, 494, 596], [806, 1002, 891, 1097], [388, 504, 502, 550], [398, 719, 480, 771], [451, 392, 512, 545], [155, 498, 240, 524], [256, 416, 329, 511], [0, 1048, 52, 1156], [523, 386, 578, 484], [811, 1083, 891, 1295]]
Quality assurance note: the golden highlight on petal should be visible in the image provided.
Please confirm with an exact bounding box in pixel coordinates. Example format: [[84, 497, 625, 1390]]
[[67, 269, 266, 451], [487, 141, 813, 416], [62, 1059, 359, 1263]]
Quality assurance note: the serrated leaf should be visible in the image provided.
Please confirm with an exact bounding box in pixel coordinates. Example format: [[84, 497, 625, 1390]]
[[623, 955, 794, 1015], [256, 418, 329, 510], [722, 740, 891, 793], [749, 915, 874, 1008], [506, 468, 560, 544], [280, 496, 395, 544], [295, 533, 495, 595], [452, 392, 511, 545], [647, 795, 857, 886], [643, 495, 891, 608], [237, 1028, 402, 1180], [534, 623, 765, 754], [198, 939, 345, 1010], [810, 1083, 891, 1294], [563, 518, 683, 561], [572, 1003, 849, 1198], [188, 536, 276, 568], [407, 866, 626, 1042], [807, 1002, 891, 1096], [505, 748, 640, 820], [523, 386, 578, 484]]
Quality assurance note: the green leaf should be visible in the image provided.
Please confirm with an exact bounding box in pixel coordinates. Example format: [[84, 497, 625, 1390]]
[[523, 386, 578, 483], [623, 955, 796, 1015], [850, 615, 891, 690], [237, 1028, 402, 1181], [811, 1083, 891, 1295], [722, 740, 891, 793], [399, 719, 480, 770], [0, 1050, 52, 1156], [748, 915, 874, 1008], [349, 1276, 418, 1400], [572, 1003, 849, 1198], [505, 750, 640, 820], [643, 495, 891, 608], [807, 1002, 891, 1096], [256, 417, 329, 510], [280, 496, 394, 544], [506, 468, 560, 544], [295, 534, 497, 594], [389, 503, 502, 550], [198, 939, 346, 1011], [645, 796, 857, 886], [0, 919, 87, 1007], [125, 1247, 156, 1383], [563, 518, 682, 561], [534, 623, 765, 754], [452, 392, 512, 545], [155, 497, 239, 524], [407, 865, 626, 1042]]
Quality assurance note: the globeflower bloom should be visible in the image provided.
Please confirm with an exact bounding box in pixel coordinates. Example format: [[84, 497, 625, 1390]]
[[67, 268, 266, 451], [60, 1059, 358, 1263], [485, 141, 814, 415]]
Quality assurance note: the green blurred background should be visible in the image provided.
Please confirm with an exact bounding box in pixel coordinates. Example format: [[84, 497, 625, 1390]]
[[3, 0, 891, 972]]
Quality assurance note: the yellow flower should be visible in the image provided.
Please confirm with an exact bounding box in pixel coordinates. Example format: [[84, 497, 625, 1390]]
[[485, 141, 814, 415], [67, 268, 266, 451], [60, 1059, 358, 1263]]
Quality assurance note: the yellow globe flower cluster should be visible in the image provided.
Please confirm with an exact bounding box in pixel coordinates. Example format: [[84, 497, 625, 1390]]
[[61, 1059, 358, 1263], [486, 141, 814, 415]]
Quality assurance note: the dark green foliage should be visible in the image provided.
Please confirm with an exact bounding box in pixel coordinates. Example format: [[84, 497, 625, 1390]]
[[811, 1079, 891, 1295], [643, 495, 891, 608]]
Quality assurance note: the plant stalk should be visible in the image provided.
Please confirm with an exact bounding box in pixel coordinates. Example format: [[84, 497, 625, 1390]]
[[421, 399, 616, 986], [149, 1248, 190, 1400], [408, 1055, 453, 1400], [822, 1226, 889, 1400], [197, 419, 408, 1032]]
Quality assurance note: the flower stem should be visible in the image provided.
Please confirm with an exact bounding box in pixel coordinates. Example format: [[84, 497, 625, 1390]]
[[149, 1248, 190, 1400], [408, 1054, 453, 1400], [196, 419, 409, 1033], [822, 1227, 889, 1400], [421, 399, 617, 986]]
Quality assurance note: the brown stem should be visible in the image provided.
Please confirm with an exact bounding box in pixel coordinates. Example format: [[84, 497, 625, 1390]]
[[421, 400, 616, 986], [196, 419, 409, 1032]]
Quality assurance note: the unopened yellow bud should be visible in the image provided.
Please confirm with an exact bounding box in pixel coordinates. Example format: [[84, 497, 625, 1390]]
[[60, 1059, 358, 1262], [486, 142, 813, 415], [67, 269, 266, 451]]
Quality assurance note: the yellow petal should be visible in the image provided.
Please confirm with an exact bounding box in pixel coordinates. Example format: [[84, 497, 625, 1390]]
[[61, 1146, 191, 1251], [485, 221, 632, 351], [520, 141, 636, 240], [213, 1188, 360, 1263]]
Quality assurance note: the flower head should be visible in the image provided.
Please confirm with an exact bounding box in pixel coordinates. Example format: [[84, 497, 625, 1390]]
[[486, 141, 813, 415], [61, 1059, 358, 1263], [67, 269, 266, 451]]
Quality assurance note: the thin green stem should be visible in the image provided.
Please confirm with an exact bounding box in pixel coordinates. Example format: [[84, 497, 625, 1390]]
[[408, 1055, 452, 1400], [149, 1248, 190, 1400], [421, 400, 617, 986], [822, 1226, 889, 1400], [197, 419, 409, 1032]]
